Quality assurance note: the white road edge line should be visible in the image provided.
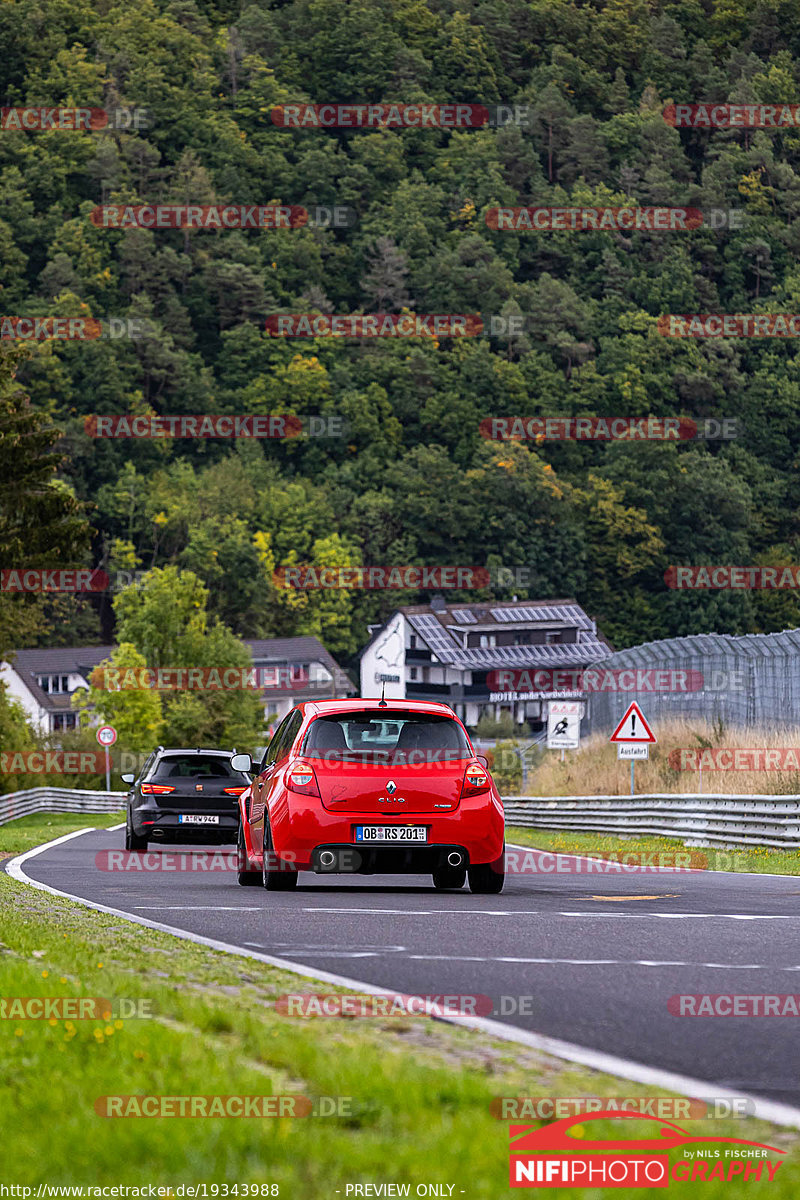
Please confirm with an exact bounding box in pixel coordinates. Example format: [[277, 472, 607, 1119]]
[[6, 827, 800, 1132]]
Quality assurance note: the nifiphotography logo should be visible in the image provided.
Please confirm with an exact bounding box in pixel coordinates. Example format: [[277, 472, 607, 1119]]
[[508, 1110, 784, 1188]]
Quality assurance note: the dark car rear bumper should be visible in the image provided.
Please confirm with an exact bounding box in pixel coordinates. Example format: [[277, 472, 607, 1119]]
[[132, 809, 239, 844]]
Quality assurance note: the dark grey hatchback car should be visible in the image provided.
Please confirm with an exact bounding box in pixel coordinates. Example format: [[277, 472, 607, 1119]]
[[122, 747, 252, 850]]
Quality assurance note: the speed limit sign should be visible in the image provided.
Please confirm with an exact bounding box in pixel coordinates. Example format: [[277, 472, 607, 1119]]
[[96, 725, 117, 747]]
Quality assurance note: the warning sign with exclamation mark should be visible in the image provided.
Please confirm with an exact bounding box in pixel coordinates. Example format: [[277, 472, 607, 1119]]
[[609, 702, 656, 744]]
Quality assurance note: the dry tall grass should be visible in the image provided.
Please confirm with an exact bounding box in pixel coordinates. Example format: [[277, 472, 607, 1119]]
[[523, 719, 800, 796]]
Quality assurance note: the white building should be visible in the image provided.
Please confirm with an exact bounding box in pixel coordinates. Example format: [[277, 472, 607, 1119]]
[[1, 645, 114, 733], [358, 596, 611, 731]]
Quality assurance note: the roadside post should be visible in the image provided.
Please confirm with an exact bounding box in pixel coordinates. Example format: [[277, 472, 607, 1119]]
[[96, 724, 117, 791]]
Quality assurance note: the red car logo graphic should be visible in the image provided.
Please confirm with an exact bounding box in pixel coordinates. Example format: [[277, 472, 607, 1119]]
[[509, 1111, 784, 1189], [510, 1110, 783, 1155]]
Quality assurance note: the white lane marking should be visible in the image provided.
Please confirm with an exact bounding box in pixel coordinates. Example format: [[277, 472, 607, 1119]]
[[282, 950, 386, 958], [247, 942, 407, 955], [107, 822, 126, 831], [274, 943, 408, 950], [403, 955, 797, 970], [302, 906, 800, 919], [133, 905, 264, 910], [506, 841, 800, 882], [7, 829, 800, 1132]]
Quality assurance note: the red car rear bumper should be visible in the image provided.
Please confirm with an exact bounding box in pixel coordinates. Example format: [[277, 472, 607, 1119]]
[[244, 789, 505, 872]]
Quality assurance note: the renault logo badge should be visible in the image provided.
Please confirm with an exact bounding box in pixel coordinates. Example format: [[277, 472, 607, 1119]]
[[386, 780, 397, 793]]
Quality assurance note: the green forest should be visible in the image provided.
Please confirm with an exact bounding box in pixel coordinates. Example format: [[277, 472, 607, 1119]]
[[4, 0, 800, 667]]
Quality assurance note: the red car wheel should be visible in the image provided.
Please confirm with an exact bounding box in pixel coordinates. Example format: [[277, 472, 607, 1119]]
[[237, 820, 261, 887], [262, 817, 298, 891]]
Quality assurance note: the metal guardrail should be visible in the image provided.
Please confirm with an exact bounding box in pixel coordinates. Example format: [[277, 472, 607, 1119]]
[[2, 786, 799, 852], [502, 794, 800, 849], [0, 787, 125, 827]]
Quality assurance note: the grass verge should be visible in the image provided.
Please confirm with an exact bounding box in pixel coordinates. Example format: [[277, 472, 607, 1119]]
[[0, 809, 126, 856], [520, 719, 800, 796], [0, 812, 798, 1196], [507, 827, 800, 875]]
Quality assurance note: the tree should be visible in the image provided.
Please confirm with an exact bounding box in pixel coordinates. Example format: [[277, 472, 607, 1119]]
[[0, 344, 89, 656], [113, 567, 264, 747], [0, 686, 39, 795], [76, 642, 164, 753], [530, 82, 575, 183], [360, 237, 412, 311]]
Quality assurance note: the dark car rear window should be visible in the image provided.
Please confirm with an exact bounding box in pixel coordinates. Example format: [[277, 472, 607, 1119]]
[[151, 755, 240, 779], [302, 712, 471, 761]]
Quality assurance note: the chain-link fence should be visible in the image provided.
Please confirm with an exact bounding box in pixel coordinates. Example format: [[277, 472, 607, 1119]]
[[583, 629, 800, 736]]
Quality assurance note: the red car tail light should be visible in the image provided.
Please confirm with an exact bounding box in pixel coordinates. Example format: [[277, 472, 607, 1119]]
[[140, 783, 175, 795], [287, 763, 320, 797], [223, 786, 248, 795], [461, 764, 490, 797]]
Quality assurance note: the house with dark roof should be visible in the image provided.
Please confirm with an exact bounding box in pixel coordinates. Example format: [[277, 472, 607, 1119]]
[[1, 644, 114, 733], [243, 637, 355, 719], [1, 637, 355, 735], [358, 596, 612, 731]]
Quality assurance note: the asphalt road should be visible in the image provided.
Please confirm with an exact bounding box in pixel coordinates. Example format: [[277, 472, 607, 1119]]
[[12, 826, 800, 1111]]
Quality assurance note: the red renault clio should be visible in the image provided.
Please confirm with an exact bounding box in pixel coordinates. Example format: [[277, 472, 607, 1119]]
[[232, 699, 505, 893]]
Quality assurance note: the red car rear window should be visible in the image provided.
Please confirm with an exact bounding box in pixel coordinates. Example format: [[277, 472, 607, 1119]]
[[302, 713, 470, 761]]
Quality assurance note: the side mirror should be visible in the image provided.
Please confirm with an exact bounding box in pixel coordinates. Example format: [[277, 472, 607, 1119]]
[[476, 755, 489, 770], [231, 753, 252, 774], [120, 773, 135, 784]]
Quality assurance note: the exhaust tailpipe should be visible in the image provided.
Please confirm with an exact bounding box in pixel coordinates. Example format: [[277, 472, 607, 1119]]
[[447, 851, 464, 868], [318, 849, 337, 869]]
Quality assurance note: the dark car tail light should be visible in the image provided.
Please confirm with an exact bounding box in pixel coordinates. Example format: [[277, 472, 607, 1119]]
[[223, 786, 248, 795], [287, 762, 320, 798], [461, 763, 490, 798], [141, 783, 175, 795]]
